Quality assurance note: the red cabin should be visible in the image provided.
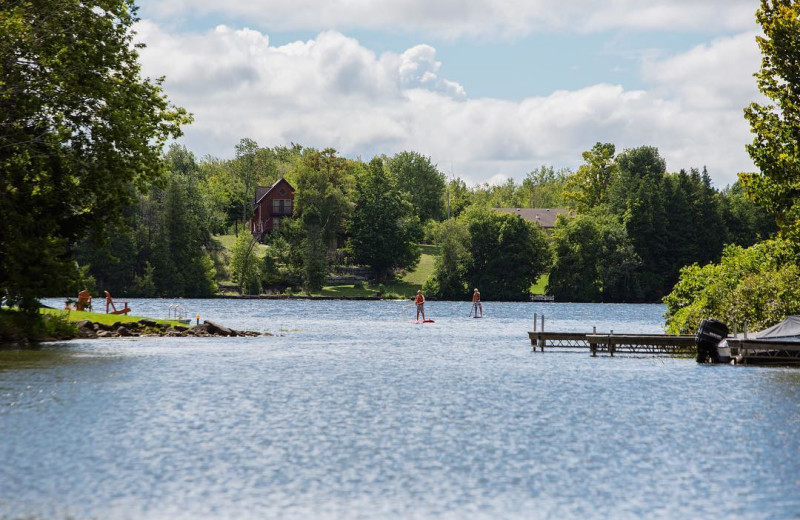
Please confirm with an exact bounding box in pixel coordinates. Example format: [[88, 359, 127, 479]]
[[250, 178, 295, 239]]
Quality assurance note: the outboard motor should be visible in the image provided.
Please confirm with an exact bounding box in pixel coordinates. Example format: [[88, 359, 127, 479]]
[[695, 319, 729, 363]]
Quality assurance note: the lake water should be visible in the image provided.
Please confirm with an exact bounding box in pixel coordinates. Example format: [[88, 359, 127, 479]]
[[2, 299, 800, 519]]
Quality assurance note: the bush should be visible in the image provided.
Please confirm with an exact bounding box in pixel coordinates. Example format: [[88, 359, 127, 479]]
[[0, 309, 77, 342], [664, 239, 800, 333]]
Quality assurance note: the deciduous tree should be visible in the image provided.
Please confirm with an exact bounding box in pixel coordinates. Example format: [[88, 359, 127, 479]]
[[0, 0, 190, 311]]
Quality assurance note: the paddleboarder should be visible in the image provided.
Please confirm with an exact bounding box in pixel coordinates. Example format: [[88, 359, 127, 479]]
[[415, 289, 426, 321], [471, 288, 483, 317]]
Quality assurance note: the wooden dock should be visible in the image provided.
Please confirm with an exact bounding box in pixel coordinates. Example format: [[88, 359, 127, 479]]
[[528, 331, 696, 356], [725, 339, 800, 365]]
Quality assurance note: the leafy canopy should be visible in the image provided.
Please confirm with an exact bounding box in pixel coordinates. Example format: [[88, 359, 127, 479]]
[[0, 0, 190, 310], [741, 0, 800, 242]]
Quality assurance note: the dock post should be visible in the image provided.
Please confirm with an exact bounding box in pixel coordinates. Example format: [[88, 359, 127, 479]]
[[534, 313, 537, 332], [609, 330, 614, 357], [540, 315, 545, 352]]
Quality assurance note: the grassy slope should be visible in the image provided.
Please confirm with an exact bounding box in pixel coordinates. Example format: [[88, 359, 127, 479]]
[[314, 244, 440, 299], [214, 234, 270, 259], [530, 274, 549, 295]]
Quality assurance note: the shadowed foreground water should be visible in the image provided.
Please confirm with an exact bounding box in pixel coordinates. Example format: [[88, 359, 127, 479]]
[[2, 300, 800, 519]]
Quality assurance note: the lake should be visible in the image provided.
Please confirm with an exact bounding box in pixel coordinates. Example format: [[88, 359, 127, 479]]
[[2, 299, 800, 519]]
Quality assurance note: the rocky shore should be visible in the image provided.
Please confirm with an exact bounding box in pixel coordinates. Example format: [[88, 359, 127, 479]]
[[74, 319, 267, 339]]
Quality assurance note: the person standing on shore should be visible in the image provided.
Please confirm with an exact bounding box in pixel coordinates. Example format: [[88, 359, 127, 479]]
[[472, 288, 483, 317], [415, 290, 426, 321]]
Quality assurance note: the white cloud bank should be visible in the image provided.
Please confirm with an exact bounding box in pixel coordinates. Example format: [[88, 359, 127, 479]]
[[139, 0, 756, 38], [138, 23, 762, 187]]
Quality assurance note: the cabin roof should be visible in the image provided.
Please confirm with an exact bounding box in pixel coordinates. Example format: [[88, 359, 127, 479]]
[[255, 178, 294, 205], [493, 208, 571, 229]]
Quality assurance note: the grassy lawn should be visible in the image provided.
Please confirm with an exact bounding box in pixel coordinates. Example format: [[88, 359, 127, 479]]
[[306, 244, 440, 299], [400, 244, 438, 286], [213, 234, 270, 258], [530, 274, 549, 295], [41, 308, 186, 327]]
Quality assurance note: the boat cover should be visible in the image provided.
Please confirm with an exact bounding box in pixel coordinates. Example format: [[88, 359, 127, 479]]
[[744, 315, 800, 343]]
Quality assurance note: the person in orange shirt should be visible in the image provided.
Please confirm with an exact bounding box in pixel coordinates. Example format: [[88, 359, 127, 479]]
[[414, 289, 426, 321], [471, 288, 482, 317]]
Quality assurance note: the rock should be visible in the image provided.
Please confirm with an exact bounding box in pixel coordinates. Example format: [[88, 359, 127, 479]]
[[173, 325, 189, 332], [96, 330, 113, 338], [138, 319, 158, 328], [116, 326, 134, 337], [94, 322, 113, 331], [203, 320, 236, 336], [77, 327, 96, 339], [75, 320, 94, 330]]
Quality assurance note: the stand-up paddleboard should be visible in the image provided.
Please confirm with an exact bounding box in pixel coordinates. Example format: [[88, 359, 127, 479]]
[[412, 319, 435, 324]]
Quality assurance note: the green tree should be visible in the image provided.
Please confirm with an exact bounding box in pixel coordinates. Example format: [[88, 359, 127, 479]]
[[0, 0, 190, 312], [387, 151, 447, 222], [741, 0, 800, 242], [521, 166, 570, 208], [423, 219, 471, 299], [664, 239, 800, 333], [719, 181, 778, 247], [290, 148, 353, 291], [564, 143, 617, 213], [348, 158, 420, 281], [230, 232, 260, 295], [464, 209, 550, 301], [548, 212, 641, 302]]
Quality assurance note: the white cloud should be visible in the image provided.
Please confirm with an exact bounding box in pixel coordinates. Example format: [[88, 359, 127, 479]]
[[137, 23, 759, 188], [138, 0, 756, 38], [642, 31, 762, 110]]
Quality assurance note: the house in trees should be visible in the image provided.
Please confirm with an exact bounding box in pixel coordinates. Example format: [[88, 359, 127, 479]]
[[493, 208, 571, 234], [250, 178, 294, 239]]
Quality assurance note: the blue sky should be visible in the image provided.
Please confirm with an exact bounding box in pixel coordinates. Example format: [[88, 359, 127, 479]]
[[134, 0, 762, 187]]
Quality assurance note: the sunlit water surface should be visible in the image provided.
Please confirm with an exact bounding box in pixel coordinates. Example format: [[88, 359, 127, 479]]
[[2, 299, 800, 519]]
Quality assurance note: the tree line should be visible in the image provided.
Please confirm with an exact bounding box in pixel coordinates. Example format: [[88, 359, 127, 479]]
[[1, 0, 790, 320], [69, 136, 775, 303]]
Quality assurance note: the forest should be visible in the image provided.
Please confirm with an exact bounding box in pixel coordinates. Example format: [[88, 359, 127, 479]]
[[69, 138, 775, 304]]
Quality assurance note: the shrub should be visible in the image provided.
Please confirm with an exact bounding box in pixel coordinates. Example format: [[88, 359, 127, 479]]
[[664, 239, 800, 333]]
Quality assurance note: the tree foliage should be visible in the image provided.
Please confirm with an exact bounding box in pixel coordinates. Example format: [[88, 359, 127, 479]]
[[564, 142, 617, 213], [0, 0, 190, 311], [347, 158, 420, 281], [289, 148, 353, 292], [741, 0, 800, 242], [425, 209, 550, 301], [387, 151, 447, 222], [548, 212, 641, 302], [664, 239, 800, 334]]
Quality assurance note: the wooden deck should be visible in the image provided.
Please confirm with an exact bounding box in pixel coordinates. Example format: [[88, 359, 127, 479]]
[[528, 331, 696, 356]]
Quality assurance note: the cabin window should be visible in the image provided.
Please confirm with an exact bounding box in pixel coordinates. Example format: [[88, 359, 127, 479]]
[[272, 199, 292, 215]]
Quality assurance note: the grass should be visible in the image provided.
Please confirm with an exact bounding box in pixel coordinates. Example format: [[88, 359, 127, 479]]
[[400, 244, 438, 286], [530, 274, 549, 295], [213, 234, 270, 258], [41, 308, 186, 327]]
